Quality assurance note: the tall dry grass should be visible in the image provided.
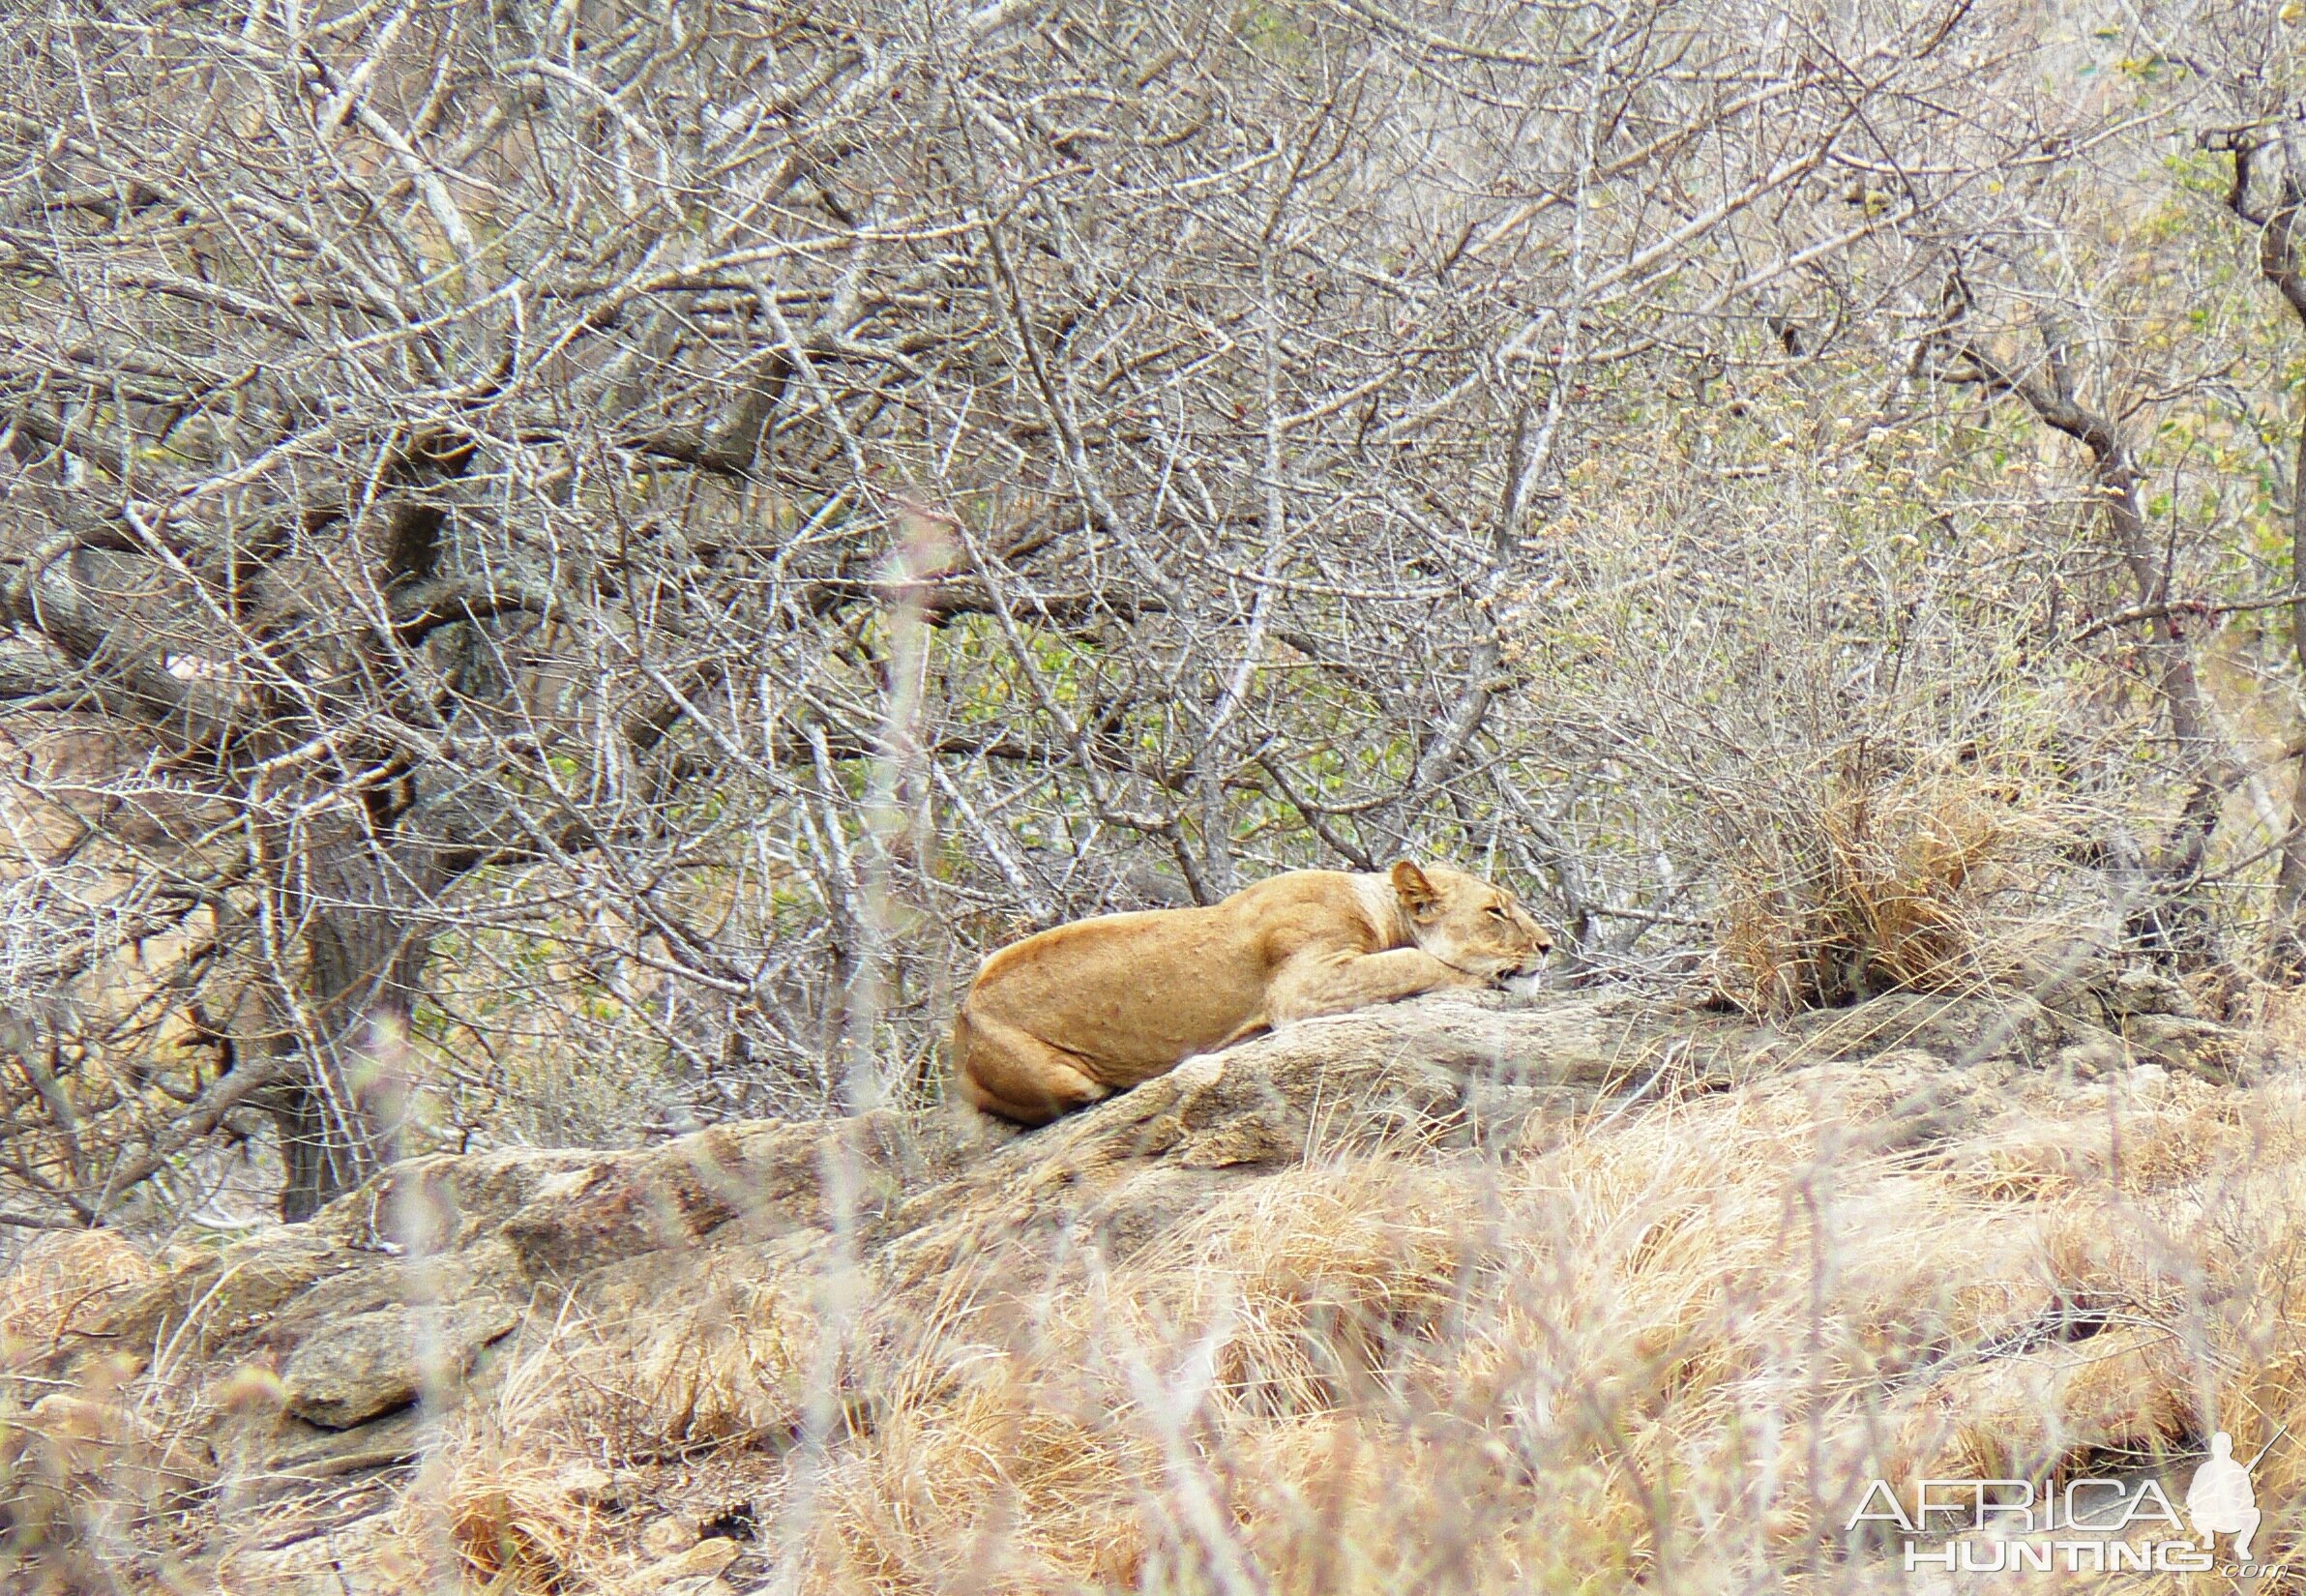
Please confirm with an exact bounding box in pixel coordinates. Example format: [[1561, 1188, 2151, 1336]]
[[319, 1023, 2306, 1595]]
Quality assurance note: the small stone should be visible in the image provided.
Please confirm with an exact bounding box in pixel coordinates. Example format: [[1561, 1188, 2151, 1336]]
[[639, 1517, 695, 1557], [620, 1537, 742, 1595], [2054, 1041, 2124, 1081], [2106, 967, 2197, 1019]]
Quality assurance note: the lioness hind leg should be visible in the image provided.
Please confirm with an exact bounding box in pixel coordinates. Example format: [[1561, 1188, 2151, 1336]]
[[954, 1008, 1112, 1127]]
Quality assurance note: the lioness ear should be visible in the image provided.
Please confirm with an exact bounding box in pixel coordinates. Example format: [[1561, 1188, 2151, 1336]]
[[1391, 860, 1441, 922]]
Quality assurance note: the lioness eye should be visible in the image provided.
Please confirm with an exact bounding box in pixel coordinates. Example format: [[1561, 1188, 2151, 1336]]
[[1487, 904, 1508, 919]]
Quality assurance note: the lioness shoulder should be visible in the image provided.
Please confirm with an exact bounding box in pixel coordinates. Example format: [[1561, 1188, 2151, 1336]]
[[953, 860, 1551, 1125]]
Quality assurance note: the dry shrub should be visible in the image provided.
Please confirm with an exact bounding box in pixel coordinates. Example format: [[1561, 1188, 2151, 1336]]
[[1712, 753, 2084, 1015], [814, 1376, 1156, 1593], [399, 1429, 610, 1594], [558, 1244, 827, 1451], [0, 1230, 153, 1366], [1106, 1164, 1487, 1417]]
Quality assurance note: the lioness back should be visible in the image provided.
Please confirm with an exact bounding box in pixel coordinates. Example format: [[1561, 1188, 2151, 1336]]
[[963, 872, 1371, 1078]]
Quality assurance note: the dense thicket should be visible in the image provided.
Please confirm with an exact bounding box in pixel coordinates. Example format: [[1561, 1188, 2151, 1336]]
[[3, 0, 2304, 1223]]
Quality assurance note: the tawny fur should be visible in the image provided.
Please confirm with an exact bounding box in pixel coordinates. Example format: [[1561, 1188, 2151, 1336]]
[[953, 861, 1552, 1125]]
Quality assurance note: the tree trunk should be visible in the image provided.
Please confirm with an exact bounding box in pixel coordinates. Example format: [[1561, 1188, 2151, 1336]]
[[1940, 324, 2237, 966], [2214, 133, 2306, 977], [261, 821, 436, 1222], [2267, 405, 2306, 977]]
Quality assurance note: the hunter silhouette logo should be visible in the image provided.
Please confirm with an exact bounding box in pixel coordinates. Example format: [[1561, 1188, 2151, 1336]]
[[1849, 1426, 2288, 1576], [2186, 1429, 2282, 1561]]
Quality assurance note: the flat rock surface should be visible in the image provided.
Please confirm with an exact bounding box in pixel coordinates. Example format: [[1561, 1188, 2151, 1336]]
[[281, 1298, 523, 1429]]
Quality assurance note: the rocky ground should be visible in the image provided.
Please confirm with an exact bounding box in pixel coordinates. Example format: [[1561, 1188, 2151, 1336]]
[[2, 970, 2291, 1594]]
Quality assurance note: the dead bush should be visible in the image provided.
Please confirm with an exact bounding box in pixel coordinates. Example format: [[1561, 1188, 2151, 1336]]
[[1712, 752, 2086, 1015]]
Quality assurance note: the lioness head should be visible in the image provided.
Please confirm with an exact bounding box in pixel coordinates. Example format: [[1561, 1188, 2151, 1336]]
[[1390, 860, 1552, 981]]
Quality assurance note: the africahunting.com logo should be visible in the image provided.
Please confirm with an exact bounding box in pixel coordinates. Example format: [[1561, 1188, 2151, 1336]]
[[1846, 1429, 2286, 1577]]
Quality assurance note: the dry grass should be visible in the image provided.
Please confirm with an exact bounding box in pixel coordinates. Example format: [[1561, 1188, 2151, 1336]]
[[394, 1336, 621, 1592], [1713, 755, 2086, 1016], [813, 1055, 2306, 1593], [14, 1008, 2306, 1593], [759, 1046, 2306, 1592]]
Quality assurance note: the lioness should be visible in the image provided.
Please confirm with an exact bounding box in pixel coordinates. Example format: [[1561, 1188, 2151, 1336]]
[[954, 860, 1552, 1125]]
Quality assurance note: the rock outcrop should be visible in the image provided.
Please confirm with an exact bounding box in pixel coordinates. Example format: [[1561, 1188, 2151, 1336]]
[[0, 974, 2258, 1592]]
